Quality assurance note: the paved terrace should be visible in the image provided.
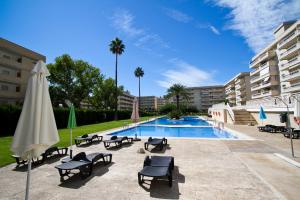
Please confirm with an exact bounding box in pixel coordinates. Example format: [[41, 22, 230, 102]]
[[0, 124, 300, 200]]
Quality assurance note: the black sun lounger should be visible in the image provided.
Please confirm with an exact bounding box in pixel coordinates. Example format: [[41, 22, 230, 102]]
[[258, 125, 287, 133], [62, 152, 112, 165], [283, 129, 300, 139], [41, 146, 68, 163], [74, 134, 103, 146], [144, 156, 174, 171], [11, 155, 41, 166], [55, 152, 92, 181], [144, 137, 167, 151], [103, 136, 133, 148]]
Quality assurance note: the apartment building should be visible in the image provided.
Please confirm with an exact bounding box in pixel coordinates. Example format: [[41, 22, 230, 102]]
[[138, 96, 158, 111], [249, 42, 280, 99], [187, 86, 225, 112], [275, 20, 300, 96], [118, 91, 135, 111], [0, 38, 46, 104], [225, 72, 251, 106], [157, 97, 166, 109]]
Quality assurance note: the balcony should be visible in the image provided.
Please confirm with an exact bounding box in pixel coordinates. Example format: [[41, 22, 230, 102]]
[[281, 70, 300, 82], [282, 82, 300, 93], [278, 28, 300, 49], [280, 56, 300, 71], [251, 81, 274, 91], [250, 72, 270, 84], [250, 50, 276, 69], [279, 42, 300, 60], [225, 89, 235, 95], [251, 90, 273, 99], [0, 57, 22, 69]]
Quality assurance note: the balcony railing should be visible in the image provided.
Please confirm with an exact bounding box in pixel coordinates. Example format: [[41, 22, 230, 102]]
[[279, 42, 300, 59], [280, 56, 300, 70], [278, 28, 300, 48], [281, 70, 300, 82]]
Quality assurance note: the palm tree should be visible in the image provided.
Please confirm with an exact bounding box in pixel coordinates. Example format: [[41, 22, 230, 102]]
[[109, 37, 125, 120], [134, 67, 144, 111], [166, 84, 190, 111]]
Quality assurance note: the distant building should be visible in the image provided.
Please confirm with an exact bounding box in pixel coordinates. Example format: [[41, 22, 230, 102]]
[[157, 97, 166, 109], [225, 72, 251, 106], [187, 86, 225, 112], [138, 96, 158, 111], [0, 38, 46, 104], [118, 91, 135, 111]]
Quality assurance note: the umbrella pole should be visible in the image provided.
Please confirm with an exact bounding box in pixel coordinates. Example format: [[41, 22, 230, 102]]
[[25, 159, 31, 200], [70, 128, 73, 158]]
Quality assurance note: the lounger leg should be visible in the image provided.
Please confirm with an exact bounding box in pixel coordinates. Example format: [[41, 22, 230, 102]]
[[168, 174, 172, 187], [104, 142, 110, 148], [138, 173, 143, 184], [144, 143, 148, 150]]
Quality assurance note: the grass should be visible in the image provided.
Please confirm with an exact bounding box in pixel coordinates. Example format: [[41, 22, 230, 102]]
[[0, 116, 154, 167]]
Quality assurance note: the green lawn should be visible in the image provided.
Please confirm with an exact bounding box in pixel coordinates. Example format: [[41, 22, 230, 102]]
[[0, 116, 153, 167]]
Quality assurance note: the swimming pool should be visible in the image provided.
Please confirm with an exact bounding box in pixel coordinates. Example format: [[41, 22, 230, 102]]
[[141, 117, 211, 126], [109, 125, 238, 139]]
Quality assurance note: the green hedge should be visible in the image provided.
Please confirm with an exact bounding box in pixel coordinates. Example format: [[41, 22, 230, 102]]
[[0, 105, 156, 136]]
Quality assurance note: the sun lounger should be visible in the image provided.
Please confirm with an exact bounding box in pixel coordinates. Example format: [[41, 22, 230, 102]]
[[144, 137, 167, 151], [144, 156, 174, 171], [258, 125, 287, 133], [62, 152, 112, 165], [138, 166, 172, 187], [74, 134, 103, 146], [11, 155, 41, 166], [103, 136, 133, 148], [41, 146, 68, 162], [283, 129, 300, 139], [55, 152, 95, 181]]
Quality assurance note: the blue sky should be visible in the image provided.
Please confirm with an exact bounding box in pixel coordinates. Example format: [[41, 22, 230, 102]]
[[1, 0, 299, 96]]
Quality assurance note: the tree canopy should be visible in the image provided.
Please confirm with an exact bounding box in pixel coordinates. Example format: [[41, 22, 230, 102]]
[[47, 54, 102, 107]]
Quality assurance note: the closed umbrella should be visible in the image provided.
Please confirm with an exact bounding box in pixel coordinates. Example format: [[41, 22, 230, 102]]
[[131, 98, 139, 122], [11, 60, 59, 200], [67, 104, 77, 158], [259, 106, 267, 125]]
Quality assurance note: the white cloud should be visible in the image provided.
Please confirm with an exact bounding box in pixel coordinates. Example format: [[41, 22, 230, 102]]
[[157, 58, 219, 88], [111, 9, 169, 55], [165, 8, 221, 35], [165, 8, 192, 23], [111, 9, 143, 37], [209, 25, 220, 35], [210, 0, 300, 53]]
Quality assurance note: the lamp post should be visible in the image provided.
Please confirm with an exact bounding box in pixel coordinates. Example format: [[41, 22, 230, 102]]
[[274, 96, 294, 157]]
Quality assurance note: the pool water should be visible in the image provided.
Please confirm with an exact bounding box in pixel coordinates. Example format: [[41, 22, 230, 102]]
[[108, 116, 239, 139], [109, 125, 238, 139], [142, 117, 210, 126]]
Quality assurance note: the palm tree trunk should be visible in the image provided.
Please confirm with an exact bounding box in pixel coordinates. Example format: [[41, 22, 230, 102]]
[[138, 77, 141, 112], [114, 53, 118, 120], [176, 95, 179, 111]]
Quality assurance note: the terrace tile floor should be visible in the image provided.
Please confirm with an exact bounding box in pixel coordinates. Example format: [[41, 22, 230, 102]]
[[0, 124, 300, 200]]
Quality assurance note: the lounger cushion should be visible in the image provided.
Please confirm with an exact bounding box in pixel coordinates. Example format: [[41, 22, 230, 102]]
[[139, 166, 169, 177]]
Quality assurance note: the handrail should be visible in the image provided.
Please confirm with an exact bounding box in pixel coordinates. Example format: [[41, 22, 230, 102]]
[[226, 103, 235, 122]]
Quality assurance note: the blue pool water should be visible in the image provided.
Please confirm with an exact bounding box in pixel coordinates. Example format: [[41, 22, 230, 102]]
[[142, 117, 211, 126], [109, 126, 238, 139]]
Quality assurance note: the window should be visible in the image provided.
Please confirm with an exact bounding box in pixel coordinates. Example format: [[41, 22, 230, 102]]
[[3, 54, 10, 59], [2, 70, 9, 75], [1, 85, 8, 91], [17, 71, 21, 78], [17, 58, 22, 63], [16, 86, 20, 92]]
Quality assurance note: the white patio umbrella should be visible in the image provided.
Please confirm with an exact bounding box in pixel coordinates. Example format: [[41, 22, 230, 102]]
[[131, 97, 140, 122], [11, 60, 59, 200]]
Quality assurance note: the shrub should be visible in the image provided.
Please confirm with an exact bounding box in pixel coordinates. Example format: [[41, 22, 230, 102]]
[[168, 110, 182, 119], [0, 104, 154, 136]]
